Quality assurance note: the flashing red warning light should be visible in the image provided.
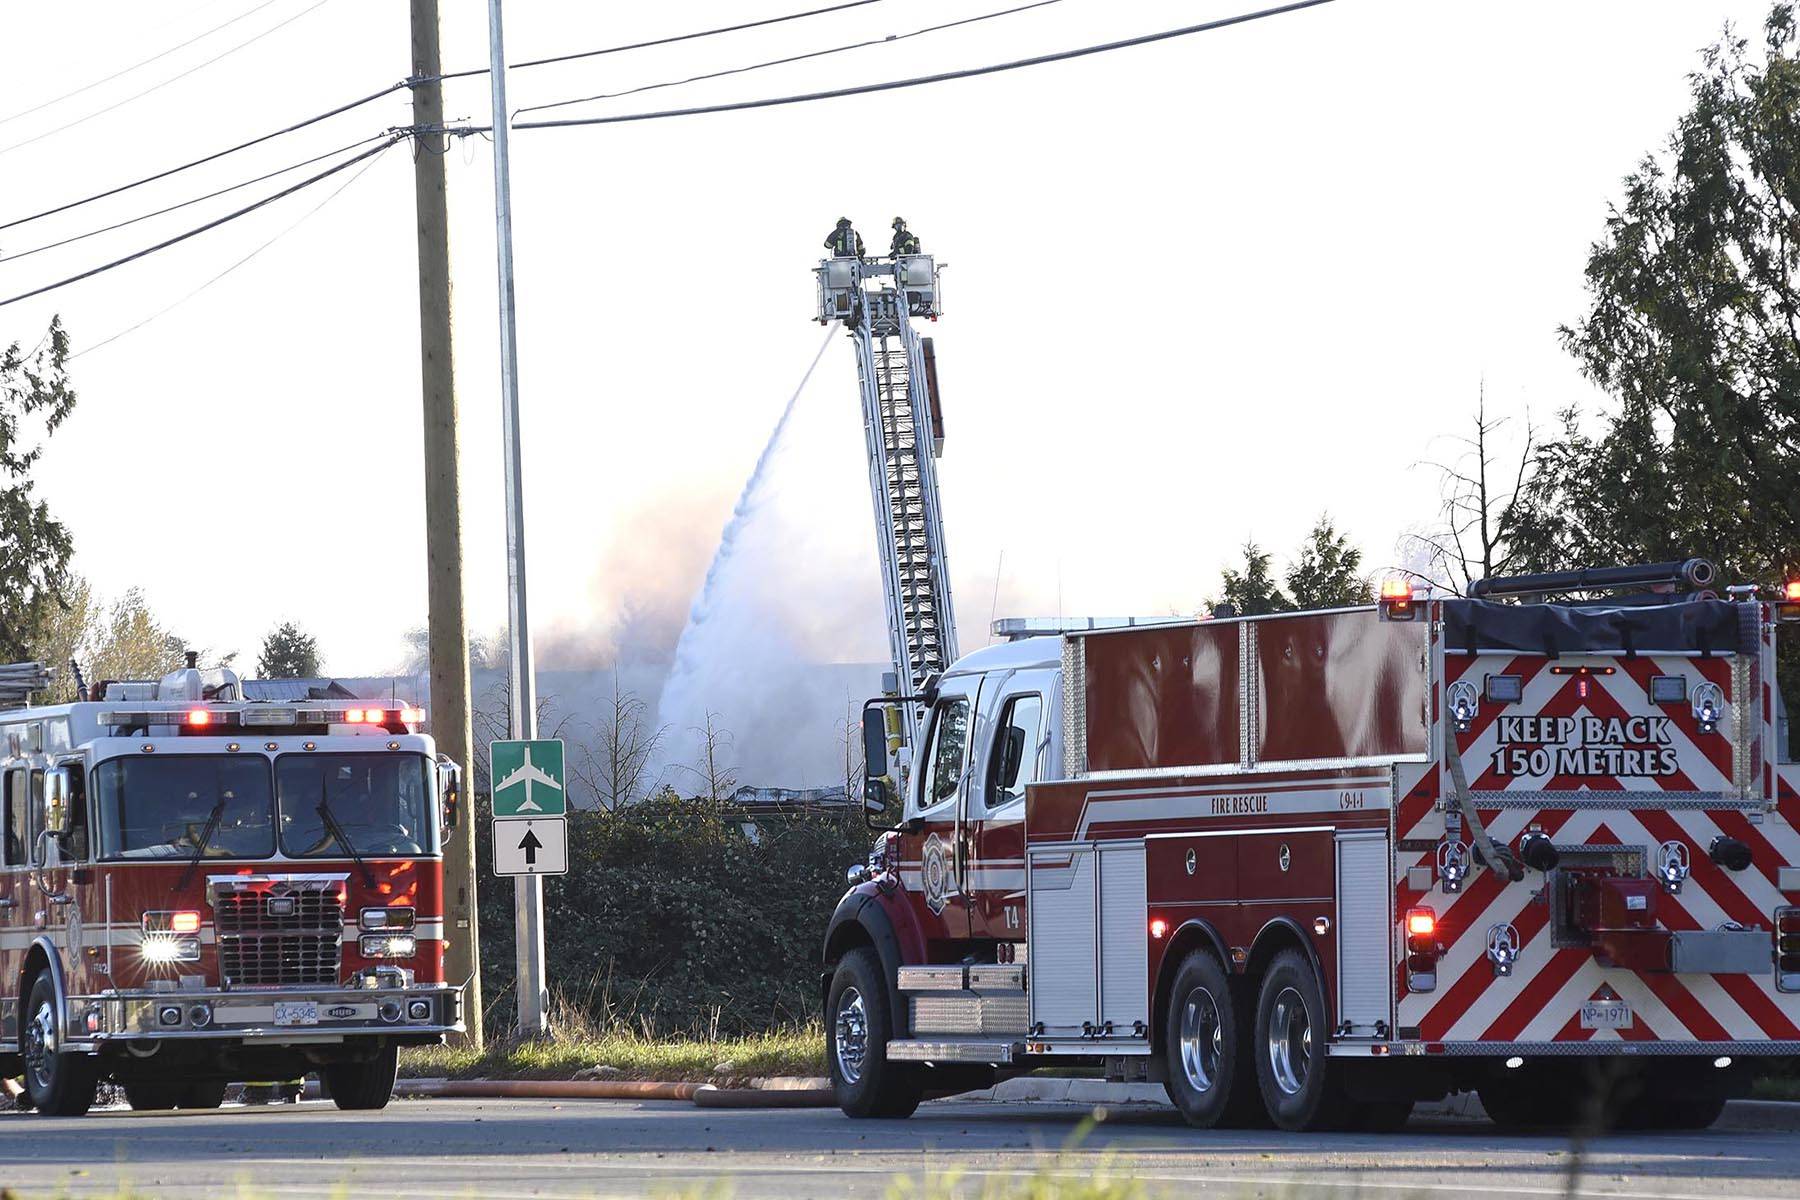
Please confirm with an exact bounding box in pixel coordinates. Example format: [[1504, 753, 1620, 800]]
[[1786, 580, 1800, 602], [1380, 578, 1413, 602], [169, 911, 201, 934], [1405, 908, 1437, 938], [186, 708, 211, 726], [1149, 918, 1169, 940]]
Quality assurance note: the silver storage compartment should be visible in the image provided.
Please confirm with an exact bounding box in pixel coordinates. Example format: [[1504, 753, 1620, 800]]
[[1097, 841, 1148, 1034], [1027, 844, 1096, 1036], [1335, 830, 1391, 1035]]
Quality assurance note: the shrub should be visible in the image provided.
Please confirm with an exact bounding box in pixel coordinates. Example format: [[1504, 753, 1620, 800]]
[[473, 794, 868, 1037]]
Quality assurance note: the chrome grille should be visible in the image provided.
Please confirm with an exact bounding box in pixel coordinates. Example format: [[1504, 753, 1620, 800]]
[[212, 880, 342, 988]]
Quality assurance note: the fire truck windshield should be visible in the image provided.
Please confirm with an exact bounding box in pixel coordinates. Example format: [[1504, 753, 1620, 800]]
[[95, 756, 275, 860], [92, 752, 436, 861], [276, 754, 436, 858]]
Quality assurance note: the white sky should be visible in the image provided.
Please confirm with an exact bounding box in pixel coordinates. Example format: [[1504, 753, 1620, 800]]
[[0, 0, 1773, 678]]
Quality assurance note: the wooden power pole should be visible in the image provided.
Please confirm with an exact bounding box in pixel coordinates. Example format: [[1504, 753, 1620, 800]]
[[410, 0, 483, 1049]]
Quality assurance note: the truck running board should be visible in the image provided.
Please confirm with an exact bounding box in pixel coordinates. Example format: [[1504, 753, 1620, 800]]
[[886, 1039, 1019, 1065]]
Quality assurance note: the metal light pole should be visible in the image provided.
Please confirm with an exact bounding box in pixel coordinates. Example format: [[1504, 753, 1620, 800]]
[[485, 0, 548, 1039]]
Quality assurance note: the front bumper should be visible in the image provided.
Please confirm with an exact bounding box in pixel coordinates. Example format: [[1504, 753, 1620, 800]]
[[67, 983, 464, 1044]]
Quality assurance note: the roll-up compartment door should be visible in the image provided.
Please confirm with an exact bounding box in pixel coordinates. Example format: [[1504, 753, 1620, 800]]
[[1097, 841, 1149, 1034], [1027, 845, 1096, 1036], [1335, 830, 1391, 1036]]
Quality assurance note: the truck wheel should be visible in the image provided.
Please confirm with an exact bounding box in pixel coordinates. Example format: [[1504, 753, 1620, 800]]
[[827, 947, 922, 1118], [124, 1081, 182, 1111], [182, 1080, 227, 1109], [322, 1045, 398, 1111], [21, 973, 98, 1117], [1622, 1093, 1726, 1130], [1252, 949, 1348, 1131], [1162, 950, 1246, 1128]]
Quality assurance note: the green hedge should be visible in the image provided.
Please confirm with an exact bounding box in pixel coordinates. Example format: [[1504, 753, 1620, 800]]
[[472, 796, 869, 1037]]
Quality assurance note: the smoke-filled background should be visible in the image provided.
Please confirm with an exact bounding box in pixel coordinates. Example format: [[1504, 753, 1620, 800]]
[[396, 332, 1032, 799]]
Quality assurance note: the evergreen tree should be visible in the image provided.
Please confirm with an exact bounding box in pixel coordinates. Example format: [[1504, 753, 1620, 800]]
[[1, 318, 77, 661], [258, 622, 321, 679], [1218, 541, 1292, 616], [1286, 516, 1371, 610]]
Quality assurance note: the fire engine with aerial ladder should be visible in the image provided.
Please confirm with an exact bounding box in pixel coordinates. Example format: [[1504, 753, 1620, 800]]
[[816, 238, 1800, 1131], [0, 657, 465, 1115]]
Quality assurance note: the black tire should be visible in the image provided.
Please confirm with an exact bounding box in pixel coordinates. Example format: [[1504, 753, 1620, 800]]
[[322, 1045, 397, 1111], [182, 1079, 227, 1109], [1162, 950, 1248, 1128], [827, 947, 922, 1119], [124, 1081, 183, 1111], [1623, 1093, 1726, 1131], [20, 973, 98, 1117], [1252, 949, 1349, 1132]]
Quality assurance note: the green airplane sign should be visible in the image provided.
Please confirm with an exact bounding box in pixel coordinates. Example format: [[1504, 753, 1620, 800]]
[[490, 739, 567, 818]]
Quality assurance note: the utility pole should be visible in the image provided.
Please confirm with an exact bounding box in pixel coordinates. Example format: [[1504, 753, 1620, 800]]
[[485, 0, 549, 1038], [410, 0, 483, 1049]]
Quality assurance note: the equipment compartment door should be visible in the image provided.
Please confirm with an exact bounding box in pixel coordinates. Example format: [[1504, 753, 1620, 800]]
[[1335, 830, 1391, 1036], [1097, 841, 1149, 1036], [1027, 844, 1096, 1037]]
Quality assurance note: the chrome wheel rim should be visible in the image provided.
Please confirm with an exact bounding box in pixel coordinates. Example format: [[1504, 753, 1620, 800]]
[[1267, 987, 1311, 1097], [24, 996, 56, 1090], [1178, 986, 1223, 1093], [834, 987, 869, 1085]]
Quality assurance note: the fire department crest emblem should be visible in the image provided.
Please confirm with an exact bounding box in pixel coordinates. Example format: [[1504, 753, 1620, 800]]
[[920, 833, 952, 915]]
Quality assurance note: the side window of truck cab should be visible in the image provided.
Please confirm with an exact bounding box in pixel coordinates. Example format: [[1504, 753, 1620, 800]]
[[27, 770, 43, 866], [986, 694, 1044, 809], [917, 699, 970, 813]]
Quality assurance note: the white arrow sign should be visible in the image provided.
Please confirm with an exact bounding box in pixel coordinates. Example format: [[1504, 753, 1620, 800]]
[[492, 817, 568, 877]]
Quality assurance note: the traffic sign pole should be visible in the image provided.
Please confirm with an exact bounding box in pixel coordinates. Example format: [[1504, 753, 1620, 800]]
[[484, 0, 548, 1040]]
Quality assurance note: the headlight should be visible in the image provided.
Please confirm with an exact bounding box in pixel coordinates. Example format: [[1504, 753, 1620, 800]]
[[359, 906, 416, 931], [141, 936, 201, 964], [359, 934, 417, 959]]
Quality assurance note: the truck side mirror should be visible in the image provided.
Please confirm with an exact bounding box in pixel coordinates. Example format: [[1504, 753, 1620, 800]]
[[863, 776, 899, 829], [42, 767, 72, 836], [861, 707, 889, 778], [436, 756, 463, 833]]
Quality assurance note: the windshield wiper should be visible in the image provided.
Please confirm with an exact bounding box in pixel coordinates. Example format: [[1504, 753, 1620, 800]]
[[316, 778, 373, 886], [175, 797, 228, 893]]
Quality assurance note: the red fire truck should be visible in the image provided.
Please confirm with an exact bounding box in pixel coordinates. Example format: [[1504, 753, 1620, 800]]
[[0, 662, 464, 1115], [824, 561, 1800, 1130]]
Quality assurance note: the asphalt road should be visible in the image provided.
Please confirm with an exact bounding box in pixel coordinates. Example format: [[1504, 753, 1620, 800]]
[[4, 1096, 1799, 1200]]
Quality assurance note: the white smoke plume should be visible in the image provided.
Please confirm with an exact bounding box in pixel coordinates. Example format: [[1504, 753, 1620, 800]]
[[653, 332, 881, 790]]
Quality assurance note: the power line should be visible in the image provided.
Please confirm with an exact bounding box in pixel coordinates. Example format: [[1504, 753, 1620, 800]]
[[0, 134, 387, 264], [71, 142, 395, 359], [0, 136, 397, 309], [0, 0, 338, 158], [0, 83, 404, 234], [436, 0, 892, 83], [0, 0, 287, 129], [0, 0, 881, 234], [454, 0, 1335, 135], [518, 0, 1065, 118]]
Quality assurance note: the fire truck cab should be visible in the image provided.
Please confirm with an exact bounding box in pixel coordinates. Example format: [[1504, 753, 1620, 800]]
[[0, 664, 464, 1115], [824, 562, 1800, 1131]]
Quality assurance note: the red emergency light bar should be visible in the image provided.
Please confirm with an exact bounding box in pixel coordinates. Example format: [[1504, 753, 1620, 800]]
[[99, 704, 424, 730]]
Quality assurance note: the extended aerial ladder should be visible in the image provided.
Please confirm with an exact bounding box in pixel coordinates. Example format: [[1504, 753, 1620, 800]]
[[816, 246, 957, 754]]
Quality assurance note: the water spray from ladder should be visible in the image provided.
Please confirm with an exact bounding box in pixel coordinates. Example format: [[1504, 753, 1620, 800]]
[[655, 331, 837, 764]]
